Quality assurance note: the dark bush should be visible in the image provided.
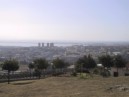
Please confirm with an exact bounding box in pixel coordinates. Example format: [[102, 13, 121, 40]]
[[71, 72, 77, 77], [125, 73, 129, 76], [114, 72, 118, 77], [93, 68, 100, 75], [76, 68, 90, 73], [101, 70, 111, 77]]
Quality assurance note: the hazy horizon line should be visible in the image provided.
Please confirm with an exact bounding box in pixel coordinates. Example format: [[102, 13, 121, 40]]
[[0, 39, 129, 43]]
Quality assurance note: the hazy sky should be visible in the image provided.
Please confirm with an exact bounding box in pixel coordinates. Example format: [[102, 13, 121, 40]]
[[0, 0, 129, 42]]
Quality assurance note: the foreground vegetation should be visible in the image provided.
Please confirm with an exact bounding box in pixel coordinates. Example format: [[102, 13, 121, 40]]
[[1, 54, 127, 80], [0, 76, 129, 97]]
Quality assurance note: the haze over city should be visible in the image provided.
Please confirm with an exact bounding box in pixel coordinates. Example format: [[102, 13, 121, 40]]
[[0, 0, 129, 42]]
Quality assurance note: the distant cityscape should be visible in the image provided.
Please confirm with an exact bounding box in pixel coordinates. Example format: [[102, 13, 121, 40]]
[[0, 42, 129, 66]]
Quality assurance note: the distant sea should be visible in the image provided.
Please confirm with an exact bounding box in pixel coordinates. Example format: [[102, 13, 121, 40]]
[[0, 41, 129, 47], [0, 41, 86, 47]]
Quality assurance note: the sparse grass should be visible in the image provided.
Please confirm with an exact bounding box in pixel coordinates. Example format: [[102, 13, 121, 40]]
[[0, 76, 129, 97], [79, 73, 92, 79]]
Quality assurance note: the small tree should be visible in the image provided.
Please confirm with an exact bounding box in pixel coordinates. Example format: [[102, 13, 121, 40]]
[[52, 58, 68, 69], [114, 55, 126, 72], [2, 59, 19, 84], [87, 55, 96, 69], [76, 55, 87, 72], [98, 55, 114, 69], [76, 55, 96, 72], [33, 58, 49, 79], [28, 62, 35, 78], [98, 55, 114, 77]]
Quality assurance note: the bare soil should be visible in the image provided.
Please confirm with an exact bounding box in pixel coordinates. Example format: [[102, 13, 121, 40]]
[[0, 76, 129, 97]]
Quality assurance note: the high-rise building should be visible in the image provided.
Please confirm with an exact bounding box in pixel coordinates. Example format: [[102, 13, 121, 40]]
[[38, 43, 41, 47], [47, 43, 49, 47], [50, 43, 54, 47], [42, 43, 44, 47]]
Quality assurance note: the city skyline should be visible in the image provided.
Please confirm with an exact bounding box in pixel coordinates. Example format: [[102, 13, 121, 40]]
[[0, 0, 129, 42]]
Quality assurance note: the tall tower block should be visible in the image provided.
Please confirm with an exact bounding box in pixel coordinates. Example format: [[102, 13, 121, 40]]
[[42, 43, 44, 47], [38, 43, 41, 47]]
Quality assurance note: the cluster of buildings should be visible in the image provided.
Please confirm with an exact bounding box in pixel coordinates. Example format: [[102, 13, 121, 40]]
[[0, 43, 129, 66], [38, 43, 54, 48]]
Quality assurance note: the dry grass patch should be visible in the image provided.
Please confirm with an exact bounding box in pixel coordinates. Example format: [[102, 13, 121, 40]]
[[0, 76, 129, 97]]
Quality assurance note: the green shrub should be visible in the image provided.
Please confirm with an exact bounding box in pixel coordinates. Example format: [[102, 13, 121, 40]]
[[93, 68, 100, 75]]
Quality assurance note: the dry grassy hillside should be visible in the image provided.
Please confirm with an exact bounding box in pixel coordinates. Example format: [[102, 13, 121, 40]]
[[0, 76, 129, 97]]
